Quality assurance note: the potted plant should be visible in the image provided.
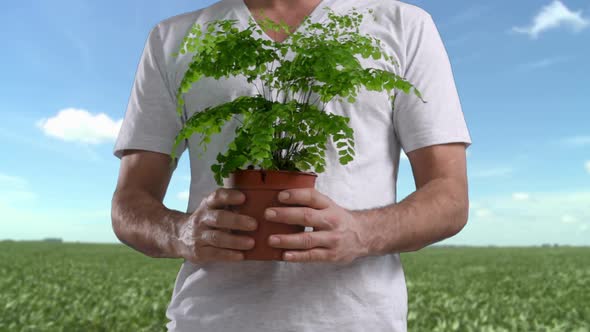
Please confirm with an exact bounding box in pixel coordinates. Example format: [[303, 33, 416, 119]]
[[169, 7, 424, 261]]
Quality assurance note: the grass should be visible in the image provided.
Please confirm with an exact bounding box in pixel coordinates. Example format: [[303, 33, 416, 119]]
[[1, 241, 588, 331], [401, 246, 590, 331]]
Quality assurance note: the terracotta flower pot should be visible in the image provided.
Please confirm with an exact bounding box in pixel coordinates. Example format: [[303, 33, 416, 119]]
[[226, 169, 317, 261]]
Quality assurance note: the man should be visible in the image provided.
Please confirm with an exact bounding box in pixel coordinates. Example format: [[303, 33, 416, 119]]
[[111, 0, 472, 331]]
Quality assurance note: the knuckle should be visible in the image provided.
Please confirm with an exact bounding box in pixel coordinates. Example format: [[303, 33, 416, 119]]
[[206, 192, 216, 206], [189, 214, 200, 226], [211, 210, 226, 227], [303, 208, 314, 223], [211, 231, 221, 245], [302, 233, 314, 249], [200, 210, 218, 227], [324, 215, 337, 228], [200, 231, 210, 243], [332, 233, 343, 247], [200, 194, 212, 209], [203, 230, 219, 245], [218, 189, 229, 201], [210, 191, 220, 204], [193, 233, 204, 247], [211, 189, 226, 204]]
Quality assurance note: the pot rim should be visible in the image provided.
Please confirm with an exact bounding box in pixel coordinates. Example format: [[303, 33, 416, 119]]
[[234, 168, 318, 177]]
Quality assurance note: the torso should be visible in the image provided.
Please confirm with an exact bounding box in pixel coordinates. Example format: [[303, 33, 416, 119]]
[[158, 1, 445, 330]]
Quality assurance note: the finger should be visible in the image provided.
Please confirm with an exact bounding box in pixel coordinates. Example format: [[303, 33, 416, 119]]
[[194, 246, 245, 262], [206, 189, 246, 209], [268, 230, 334, 250], [199, 229, 256, 250], [201, 209, 258, 231], [283, 248, 333, 263], [277, 188, 331, 210], [264, 206, 328, 229]]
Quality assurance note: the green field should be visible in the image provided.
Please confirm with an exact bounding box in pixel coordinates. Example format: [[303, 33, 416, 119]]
[[1, 242, 588, 331]]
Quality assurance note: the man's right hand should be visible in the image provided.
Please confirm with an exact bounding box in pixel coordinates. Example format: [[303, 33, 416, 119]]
[[176, 188, 258, 263]]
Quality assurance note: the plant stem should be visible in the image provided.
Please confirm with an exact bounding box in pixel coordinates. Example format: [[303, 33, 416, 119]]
[[284, 135, 296, 161], [254, 78, 263, 98], [232, 115, 244, 126]]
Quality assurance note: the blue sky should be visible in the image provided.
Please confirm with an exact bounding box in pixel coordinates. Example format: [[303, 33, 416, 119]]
[[1, 0, 589, 246]]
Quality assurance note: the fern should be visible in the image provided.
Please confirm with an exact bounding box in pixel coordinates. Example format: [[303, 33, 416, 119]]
[[170, 6, 424, 185]]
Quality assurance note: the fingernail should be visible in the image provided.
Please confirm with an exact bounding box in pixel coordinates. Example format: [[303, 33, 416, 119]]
[[269, 236, 280, 245], [265, 209, 277, 219], [279, 192, 290, 201]]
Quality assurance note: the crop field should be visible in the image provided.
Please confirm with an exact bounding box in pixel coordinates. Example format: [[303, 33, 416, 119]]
[[0, 242, 588, 331]]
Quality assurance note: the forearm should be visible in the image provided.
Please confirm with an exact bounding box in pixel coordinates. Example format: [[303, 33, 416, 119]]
[[353, 177, 469, 255], [111, 189, 189, 259]]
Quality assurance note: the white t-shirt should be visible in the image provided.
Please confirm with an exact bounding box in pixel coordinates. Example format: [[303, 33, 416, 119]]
[[114, 0, 472, 331]]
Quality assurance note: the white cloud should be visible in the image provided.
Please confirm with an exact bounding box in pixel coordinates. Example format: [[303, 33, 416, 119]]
[[474, 208, 493, 218], [580, 224, 589, 232], [585, 161, 590, 174], [512, 192, 530, 201], [37, 108, 122, 144], [512, 0, 589, 39], [561, 214, 578, 224], [177, 191, 190, 201]]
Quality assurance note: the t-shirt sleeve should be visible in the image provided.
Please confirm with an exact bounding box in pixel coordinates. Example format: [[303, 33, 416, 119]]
[[113, 23, 187, 161], [393, 12, 472, 153]]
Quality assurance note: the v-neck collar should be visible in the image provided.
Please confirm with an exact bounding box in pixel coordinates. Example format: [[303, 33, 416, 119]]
[[234, 0, 328, 43]]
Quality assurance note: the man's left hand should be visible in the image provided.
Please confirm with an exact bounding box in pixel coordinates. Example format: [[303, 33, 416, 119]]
[[264, 188, 370, 264]]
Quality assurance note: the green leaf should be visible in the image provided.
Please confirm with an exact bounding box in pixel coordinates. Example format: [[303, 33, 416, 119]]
[[168, 7, 421, 184]]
